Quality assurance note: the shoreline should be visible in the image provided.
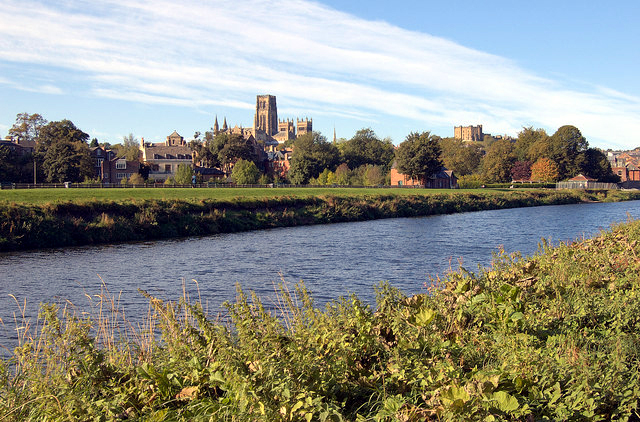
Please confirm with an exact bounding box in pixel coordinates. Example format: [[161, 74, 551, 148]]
[[2, 189, 640, 252]]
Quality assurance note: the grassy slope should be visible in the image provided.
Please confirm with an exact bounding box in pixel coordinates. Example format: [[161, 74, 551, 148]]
[[0, 187, 461, 205], [1, 188, 639, 252], [1, 218, 639, 420]]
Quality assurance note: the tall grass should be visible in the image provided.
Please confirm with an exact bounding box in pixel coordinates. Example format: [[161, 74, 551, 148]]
[[2, 219, 640, 420]]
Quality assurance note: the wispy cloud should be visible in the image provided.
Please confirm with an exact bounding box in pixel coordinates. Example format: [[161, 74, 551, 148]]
[[0, 0, 638, 147]]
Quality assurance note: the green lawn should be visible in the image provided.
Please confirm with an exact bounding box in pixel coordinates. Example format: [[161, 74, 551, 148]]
[[0, 187, 474, 204]]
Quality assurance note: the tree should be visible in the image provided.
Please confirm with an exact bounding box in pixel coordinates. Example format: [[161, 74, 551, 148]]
[[0, 144, 33, 182], [128, 173, 145, 185], [36, 120, 93, 182], [362, 164, 385, 186], [481, 138, 516, 183], [218, 134, 259, 173], [8, 113, 47, 144], [515, 127, 548, 162], [395, 131, 443, 182], [510, 161, 532, 181], [530, 157, 560, 182], [340, 128, 395, 172], [118, 133, 141, 161], [231, 159, 260, 184], [174, 163, 194, 185], [439, 137, 482, 176], [547, 125, 588, 179], [334, 163, 351, 185], [578, 148, 618, 182], [288, 132, 340, 184]]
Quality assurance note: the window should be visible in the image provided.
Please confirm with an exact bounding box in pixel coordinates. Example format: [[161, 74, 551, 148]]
[[165, 164, 172, 173], [116, 160, 126, 169], [116, 172, 127, 179], [95, 158, 104, 168]]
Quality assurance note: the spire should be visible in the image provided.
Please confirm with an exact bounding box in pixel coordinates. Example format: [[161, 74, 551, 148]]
[[214, 115, 219, 135], [222, 117, 228, 131], [333, 126, 337, 144]]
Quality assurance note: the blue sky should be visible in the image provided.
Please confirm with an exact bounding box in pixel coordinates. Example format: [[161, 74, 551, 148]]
[[1, 0, 638, 149]]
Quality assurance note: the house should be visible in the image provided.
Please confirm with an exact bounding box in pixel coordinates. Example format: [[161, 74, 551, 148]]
[[140, 131, 194, 181], [267, 148, 292, 179], [194, 166, 225, 182], [390, 163, 457, 188]]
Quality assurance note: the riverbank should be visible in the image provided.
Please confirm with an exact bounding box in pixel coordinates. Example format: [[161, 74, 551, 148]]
[[2, 188, 640, 251], [2, 209, 639, 420]]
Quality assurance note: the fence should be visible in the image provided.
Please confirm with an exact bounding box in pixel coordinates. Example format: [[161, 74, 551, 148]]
[[556, 181, 620, 190], [0, 182, 434, 190]]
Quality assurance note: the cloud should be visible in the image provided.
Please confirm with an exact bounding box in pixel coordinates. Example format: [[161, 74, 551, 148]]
[[0, 0, 638, 148]]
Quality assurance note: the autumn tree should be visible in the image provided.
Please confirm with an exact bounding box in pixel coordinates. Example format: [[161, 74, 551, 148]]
[[395, 131, 442, 182], [481, 138, 516, 183], [530, 157, 560, 182], [36, 120, 93, 182], [510, 161, 532, 181]]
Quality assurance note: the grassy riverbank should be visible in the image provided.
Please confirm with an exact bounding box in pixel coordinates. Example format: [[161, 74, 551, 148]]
[[1, 188, 640, 252], [2, 216, 640, 420]]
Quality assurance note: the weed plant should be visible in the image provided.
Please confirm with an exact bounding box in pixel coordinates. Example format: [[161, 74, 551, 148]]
[[2, 218, 640, 420]]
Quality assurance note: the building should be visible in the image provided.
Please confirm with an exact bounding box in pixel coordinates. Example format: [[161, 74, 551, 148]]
[[90, 146, 140, 183], [390, 163, 457, 188], [140, 131, 193, 181], [254, 95, 279, 137], [454, 125, 483, 142]]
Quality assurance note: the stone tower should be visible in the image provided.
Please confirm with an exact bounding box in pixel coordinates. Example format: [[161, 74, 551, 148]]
[[296, 118, 312, 137], [254, 95, 278, 136]]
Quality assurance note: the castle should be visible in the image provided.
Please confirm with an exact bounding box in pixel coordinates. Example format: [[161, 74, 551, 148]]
[[454, 125, 483, 142]]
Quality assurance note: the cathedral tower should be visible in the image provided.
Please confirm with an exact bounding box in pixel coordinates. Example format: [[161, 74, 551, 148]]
[[254, 95, 278, 136]]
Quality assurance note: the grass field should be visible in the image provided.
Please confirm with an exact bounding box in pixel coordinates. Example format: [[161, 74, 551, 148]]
[[0, 187, 480, 204]]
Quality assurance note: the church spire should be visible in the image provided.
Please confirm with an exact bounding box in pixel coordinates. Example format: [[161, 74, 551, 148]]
[[222, 117, 228, 131], [214, 115, 219, 135]]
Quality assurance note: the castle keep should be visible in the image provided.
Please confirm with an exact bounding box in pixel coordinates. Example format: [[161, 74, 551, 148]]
[[454, 125, 483, 142]]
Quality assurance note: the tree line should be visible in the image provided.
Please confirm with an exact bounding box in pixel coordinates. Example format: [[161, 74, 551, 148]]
[[1, 112, 617, 185]]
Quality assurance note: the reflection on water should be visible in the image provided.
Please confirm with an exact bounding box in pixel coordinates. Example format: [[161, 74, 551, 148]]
[[1, 200, 639, 349]]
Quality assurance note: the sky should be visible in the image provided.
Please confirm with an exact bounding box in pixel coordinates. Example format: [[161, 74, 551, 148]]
[[1, 0, 639, 150]]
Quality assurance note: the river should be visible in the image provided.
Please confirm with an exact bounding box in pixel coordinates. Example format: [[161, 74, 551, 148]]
[[1, 200, 639, 352]]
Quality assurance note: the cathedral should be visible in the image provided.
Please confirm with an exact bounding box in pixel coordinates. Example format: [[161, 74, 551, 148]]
[[213, 95, 311, 145]]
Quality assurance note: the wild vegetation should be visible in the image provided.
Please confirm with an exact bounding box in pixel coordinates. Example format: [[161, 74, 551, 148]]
[[2, 215, 640, 420], [2, 189, 639, 252]]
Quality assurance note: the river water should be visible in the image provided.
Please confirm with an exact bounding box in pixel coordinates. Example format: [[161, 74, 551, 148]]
[[1, 200, 639, 351]]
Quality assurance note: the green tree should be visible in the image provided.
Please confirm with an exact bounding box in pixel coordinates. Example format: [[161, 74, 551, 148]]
[[288, 132, 340, 184], [579, 148, 618, 182], [340, 128, 395, 172], [231, 159, 260, 184], [334, 163, 351, 185], [8, 112, 47, 144], [481, 138, 516, 183], [439, 137, 483, 176], [549, 125, 588, 179], [218, 134, 259, 173], [395, 131, 443, 182], [362, 164, 385, 186], [0, 144, 33, 182], [515, 127, 548, 162], [36, 120, 93, 182], [174, 163, 194, 185], [117, 133, 141, 161]]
